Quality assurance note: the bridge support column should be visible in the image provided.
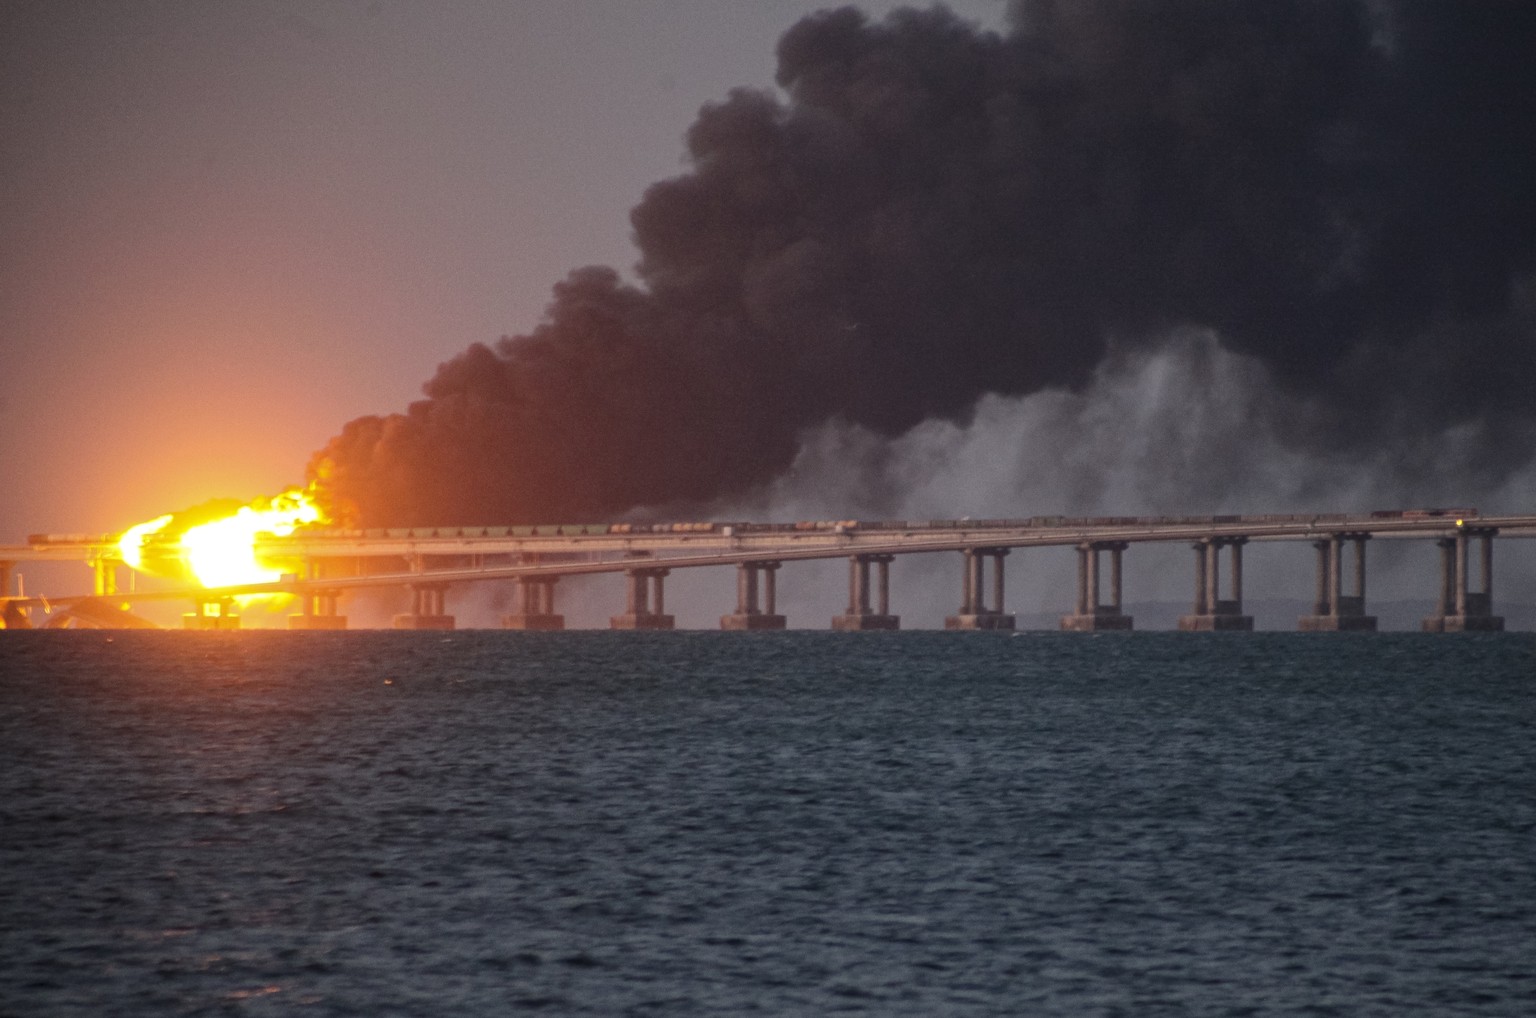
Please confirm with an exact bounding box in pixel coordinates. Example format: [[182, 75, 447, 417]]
[[290, 589, 347, 630], [394, 583, 455, 630], [91, 556, 120, 597], [948, 548, 1015, 630], [1061, 542, 1133, 631], [291, 557, 348, 629], [834, 554, 899, 630], [185, 597, 240, 630], [1178, 538, 1253, 631], [1300, 534, 1376, 631], [612, 568, 674, 629], [1, 561, 31, 629], [503, 575, 565, 630], [1423, 528, 1503, 631], [722, 561, 786, 630]]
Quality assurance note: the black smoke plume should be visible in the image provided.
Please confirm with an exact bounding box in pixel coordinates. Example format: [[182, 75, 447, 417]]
[[309, 1, 1536, 526]]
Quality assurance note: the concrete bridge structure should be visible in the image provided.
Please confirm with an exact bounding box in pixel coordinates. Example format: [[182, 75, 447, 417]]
[[3, 510, 1533, 632]]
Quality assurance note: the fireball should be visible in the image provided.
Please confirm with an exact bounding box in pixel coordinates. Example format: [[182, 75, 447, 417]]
[[181, 489, 324, 587], [118, 514, 173, 571], [117, 486, 327, 594]]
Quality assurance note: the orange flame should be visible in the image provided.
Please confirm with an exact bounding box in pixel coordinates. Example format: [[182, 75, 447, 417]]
[[118, 486, 327, 594]]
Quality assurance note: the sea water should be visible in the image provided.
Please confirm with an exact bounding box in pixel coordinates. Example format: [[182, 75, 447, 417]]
[[1, 631, 1533, 1016]]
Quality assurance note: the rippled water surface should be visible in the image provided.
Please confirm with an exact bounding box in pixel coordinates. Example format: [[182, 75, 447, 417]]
[[2, 631, 1534, 1016]]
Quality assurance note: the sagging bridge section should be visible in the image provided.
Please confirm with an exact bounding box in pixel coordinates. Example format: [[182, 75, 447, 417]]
[[3, 510, 1533, 632]]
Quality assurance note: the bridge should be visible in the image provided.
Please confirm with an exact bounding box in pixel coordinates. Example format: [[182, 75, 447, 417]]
[[3, 510, 1534, 632]]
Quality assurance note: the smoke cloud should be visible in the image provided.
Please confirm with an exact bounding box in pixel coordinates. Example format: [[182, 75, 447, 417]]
[[309, 1, 1536, 527]]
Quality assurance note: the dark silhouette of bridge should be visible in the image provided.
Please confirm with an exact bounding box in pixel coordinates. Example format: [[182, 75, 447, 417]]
[[4, 510, 1533, 631]]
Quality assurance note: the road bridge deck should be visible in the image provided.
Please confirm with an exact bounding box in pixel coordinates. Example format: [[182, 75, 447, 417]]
[[5, 512, 1535, 630]]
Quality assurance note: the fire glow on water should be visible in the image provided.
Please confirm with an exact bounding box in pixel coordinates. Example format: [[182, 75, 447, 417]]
[[116, 487, 326, 594]]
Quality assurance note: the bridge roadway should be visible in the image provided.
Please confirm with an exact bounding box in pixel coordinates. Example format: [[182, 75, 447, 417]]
[[4, 511, 1535, 631]]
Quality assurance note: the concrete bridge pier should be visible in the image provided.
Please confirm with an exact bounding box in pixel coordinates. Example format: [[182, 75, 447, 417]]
[[0, 562, 24, 628], [721, 561, 786, 630], [291, 558, 348, 629], [1299, 534, 1375, 631], [946, 548, 1014, 630], [289, 589, 347, 630], [91, 556, 120, 597], [612, 567, 675, 629], [833, 554, 899, 630], [1061, 541, 1133, 631], [1423, 528, 1504, 631], [1178, 537, 1253, 631], [393, 582, 455, 630], [185, 597, 240, 630], [1, 561, 31, 628], [503, 576, 565, 630]]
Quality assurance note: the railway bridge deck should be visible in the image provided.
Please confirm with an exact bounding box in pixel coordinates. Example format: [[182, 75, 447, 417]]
[[4, 510, 1533, 631]]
